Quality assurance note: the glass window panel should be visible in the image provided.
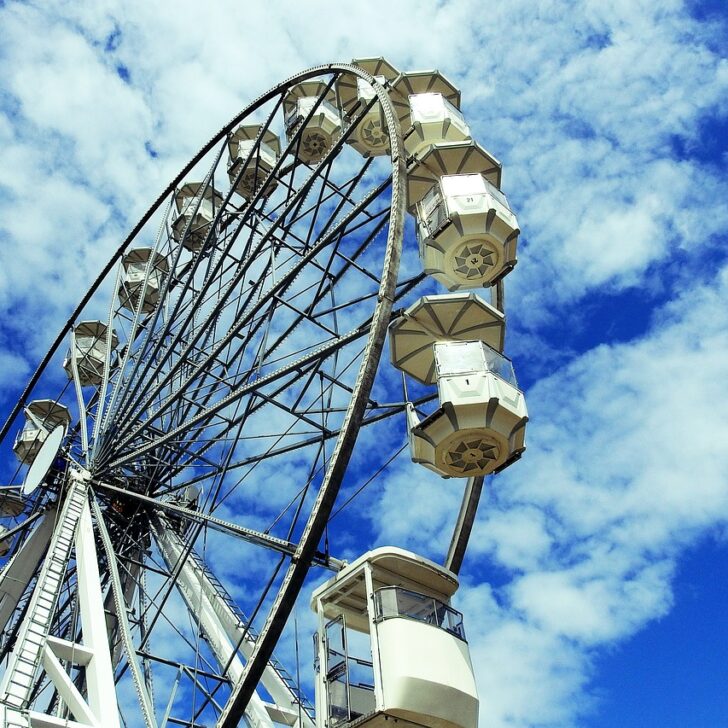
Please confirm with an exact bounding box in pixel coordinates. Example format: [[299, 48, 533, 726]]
[[435, 341, 487, 376], [325, 617, 346, 675], [440, 173, 487, 198], [374, 586, 466, 641]]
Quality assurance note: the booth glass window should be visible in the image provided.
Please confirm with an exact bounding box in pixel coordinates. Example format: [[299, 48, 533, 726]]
[[418, 184, 447, 237], [125, 260, 147, 282], [374, 586, 466, 641], [322, 617, 375, 726], [434, 340, 519, 388], [483, 344, 518, 387]]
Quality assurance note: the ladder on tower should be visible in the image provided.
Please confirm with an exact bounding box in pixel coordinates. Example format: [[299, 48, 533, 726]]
[[0, 473, 89, 709]]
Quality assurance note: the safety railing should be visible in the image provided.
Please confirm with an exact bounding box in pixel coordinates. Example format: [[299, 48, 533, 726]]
[[374, 586, 466, 641]]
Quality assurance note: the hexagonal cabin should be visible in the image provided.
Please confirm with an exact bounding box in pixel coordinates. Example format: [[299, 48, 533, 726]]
[[337, 57, 401, 157], [283, 81, 343, 165], [63, 321, 119, 387], [390, 70, 461, 131], [227, 124, 281, 200], [404, 92, 471, 159], [171, 182, 224, 252], [417, 173, 519, 289], [118, 247, 170, 313], [389, 293, 527, 477]]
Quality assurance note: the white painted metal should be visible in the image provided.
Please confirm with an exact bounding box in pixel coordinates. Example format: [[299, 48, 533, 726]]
[[90, 498, 155, 728], [376, 615, 477, 728], [28, 713, 88, 728], [363, 563, 385, 716], [43, 637, 93, 666], [416, 173, 519, 289], [311, 548, 478, 728], [0, 705, 27, 727], [0, 513, 55, 633], [154, 520, 315, 728], [0, 472, 121, 728], [40, 647, 97, 726], [0, 471, 89, 707]]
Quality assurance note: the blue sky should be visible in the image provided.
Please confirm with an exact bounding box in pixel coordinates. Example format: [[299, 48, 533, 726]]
[[1, 1, 727, 727]]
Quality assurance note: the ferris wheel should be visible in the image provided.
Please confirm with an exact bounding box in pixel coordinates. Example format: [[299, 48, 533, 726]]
[[0, 59, 527, 728]]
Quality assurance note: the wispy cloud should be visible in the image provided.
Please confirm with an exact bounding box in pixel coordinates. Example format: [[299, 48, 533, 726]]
[[1, 0, 727, 726]]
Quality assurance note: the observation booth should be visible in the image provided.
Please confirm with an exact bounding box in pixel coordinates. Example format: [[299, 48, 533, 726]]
[[227, 124, 281, 200], [12, 400, 71, 466], [312, 547, 478, 728], [407, 142, 518, 290], [172, 182, 224, 251], [336, 57, 401, 157], [283, 81, 343, 165], [62, 320, 119, 386], [389, 293, 527, 477], [118, 247, 170, 313]]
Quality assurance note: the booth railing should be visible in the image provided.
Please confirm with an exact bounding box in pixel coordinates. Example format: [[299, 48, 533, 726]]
[[374, 586, 466, 641]]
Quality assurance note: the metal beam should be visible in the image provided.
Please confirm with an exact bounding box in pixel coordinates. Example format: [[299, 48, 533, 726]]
[[92, 480, 343, 570], [445, 476, 485, 574]]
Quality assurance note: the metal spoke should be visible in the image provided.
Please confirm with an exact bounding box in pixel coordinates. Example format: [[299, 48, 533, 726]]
[[0, 63, 413, 728]]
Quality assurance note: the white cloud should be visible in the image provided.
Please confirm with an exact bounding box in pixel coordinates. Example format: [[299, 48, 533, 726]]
[[1, 0, 727, 726], [375, 264, 728, 726], [494, 266, 728, 721]]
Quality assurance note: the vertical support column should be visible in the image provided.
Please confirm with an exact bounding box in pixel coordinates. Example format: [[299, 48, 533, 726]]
[[445, 476, 485, 575], [363, 563, 384, 714], [0, 471, 122, 728], [314, 599, 327, 728], [74, 501, 120, 726]]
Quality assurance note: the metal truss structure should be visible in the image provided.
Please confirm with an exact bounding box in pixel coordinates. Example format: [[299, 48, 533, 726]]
[[0, 60, 521, 728]]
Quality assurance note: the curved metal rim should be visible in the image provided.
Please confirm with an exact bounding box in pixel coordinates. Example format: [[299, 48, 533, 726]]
[[214, 61, 407, 726], [0, 61, 395, 444], [1, 61, 407, 725]]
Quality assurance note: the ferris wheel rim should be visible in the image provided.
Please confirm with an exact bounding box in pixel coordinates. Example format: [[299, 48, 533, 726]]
[[214, 66, 407, 727], [0, 62, 397, 446], [0, 61, 408, 728]]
